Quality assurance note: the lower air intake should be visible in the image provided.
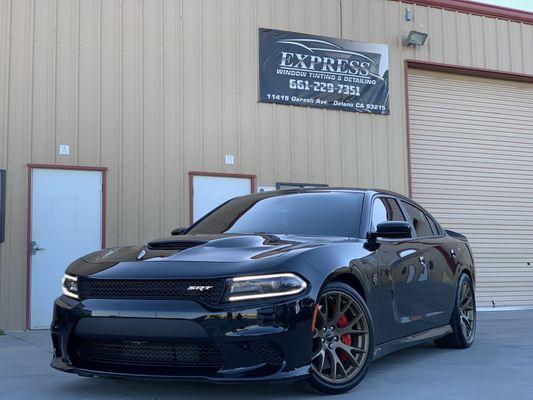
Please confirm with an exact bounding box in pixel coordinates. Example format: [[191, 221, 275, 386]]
[[77, 338, 223, 369], [251, 341, 284, 365]]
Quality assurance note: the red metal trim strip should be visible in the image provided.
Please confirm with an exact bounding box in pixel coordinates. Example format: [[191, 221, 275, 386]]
[[406, 59, 533, 83], [394, 0, 533, 25], [27, 163, 108, 172], [25, 164, 107, 329]]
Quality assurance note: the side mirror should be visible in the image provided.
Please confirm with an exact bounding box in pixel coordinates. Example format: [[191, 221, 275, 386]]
[[171, 227, 189, 236], [368, 221, 412, 240]]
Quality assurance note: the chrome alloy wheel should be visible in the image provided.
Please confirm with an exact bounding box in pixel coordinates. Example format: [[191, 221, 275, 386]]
[[459, 281, 475, 340], [311, 291, 370, 384]]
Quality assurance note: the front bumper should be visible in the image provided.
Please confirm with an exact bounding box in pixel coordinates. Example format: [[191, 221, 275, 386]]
[[51, 294, 315, 382]]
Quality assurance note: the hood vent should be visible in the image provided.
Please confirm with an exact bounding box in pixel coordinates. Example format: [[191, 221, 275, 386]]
[[147, 240, 207, 251]]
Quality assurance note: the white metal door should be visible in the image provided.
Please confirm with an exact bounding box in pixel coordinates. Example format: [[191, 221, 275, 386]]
[[408, 68, 533, 309], [192, 174, 252, 222], [30, 168, 103, 328]]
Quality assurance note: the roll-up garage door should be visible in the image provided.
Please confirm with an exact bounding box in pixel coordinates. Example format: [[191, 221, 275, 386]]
[[408, 68, 533, 309]]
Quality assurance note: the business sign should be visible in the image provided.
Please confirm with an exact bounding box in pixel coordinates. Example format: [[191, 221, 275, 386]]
[[259, 28, 389, 114]]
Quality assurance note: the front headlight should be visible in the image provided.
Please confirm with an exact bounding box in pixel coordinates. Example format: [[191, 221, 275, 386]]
[[62, 274, 79, 299], [223, 273, 308, 302]]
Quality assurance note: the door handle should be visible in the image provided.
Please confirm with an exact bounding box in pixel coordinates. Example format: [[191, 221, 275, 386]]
[[30, 241, 46, 255], [450, 249, 459, 265]]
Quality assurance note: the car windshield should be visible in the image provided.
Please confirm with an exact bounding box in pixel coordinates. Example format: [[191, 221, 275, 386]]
[[187, 191, 364, 237]]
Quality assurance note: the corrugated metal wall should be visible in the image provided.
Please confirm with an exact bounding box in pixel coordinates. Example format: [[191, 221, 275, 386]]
[[1, 0, 533, 329]]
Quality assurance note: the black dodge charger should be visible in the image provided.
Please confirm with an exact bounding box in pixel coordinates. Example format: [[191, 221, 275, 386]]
[[52, 189, 476, 394]]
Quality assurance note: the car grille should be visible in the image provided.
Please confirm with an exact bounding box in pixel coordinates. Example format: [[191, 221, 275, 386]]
[[77, 338, 223, 369], [77, 278, 225, 305]]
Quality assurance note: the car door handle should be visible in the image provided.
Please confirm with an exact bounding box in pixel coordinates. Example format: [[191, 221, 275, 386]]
[[450, 249, 460, 265]]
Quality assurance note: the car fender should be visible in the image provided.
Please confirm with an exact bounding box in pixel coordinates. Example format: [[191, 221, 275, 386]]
[[296, 241, 379, 315]]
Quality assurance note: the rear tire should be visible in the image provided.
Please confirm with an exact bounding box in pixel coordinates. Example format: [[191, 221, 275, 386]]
[[294, 282, 374, 394], [434, 273, 476, 349]]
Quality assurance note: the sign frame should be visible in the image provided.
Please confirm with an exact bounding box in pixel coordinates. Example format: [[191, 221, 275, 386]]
[[258, 28, 390, 115]]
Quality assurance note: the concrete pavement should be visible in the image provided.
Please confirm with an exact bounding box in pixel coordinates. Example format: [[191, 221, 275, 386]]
[[1, 310, 532, 399]]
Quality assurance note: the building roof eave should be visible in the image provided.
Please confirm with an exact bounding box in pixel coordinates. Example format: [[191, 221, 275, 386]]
[[393, 0, 533, 25]]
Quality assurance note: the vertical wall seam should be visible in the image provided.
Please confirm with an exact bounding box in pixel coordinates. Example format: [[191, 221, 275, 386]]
[[440, 6, 445, 62], [217, 0, 222, 172], [385, 0, 393, 189], [98, 0, 103, 166], [455, 11, 460, 64], [29, 0, 35, 163], [53, 0, 58, 163], [139, 0, 145, 242], [200, 0, 204, 170], [289, 2, 294, 182], [76, 0, 81, 163], [160, 0, 164, 235], [507, 20, 513, 71], [468, 13, 474, 67], [340, 111, 345, 185], [236, 0, 241, 176], [482, 17, 488, 68], [519, 23, 526, 74], [339, 0, 343, 38], [322, 2, 327, 183], [119, 0, 124, 243], [252, 0, 258, 178], [272, 1, 278, 181], [305, 1, 311, 183], [369, 0, 375, 186], [179, 0, 184, 224], [253, 0, 258, 177]]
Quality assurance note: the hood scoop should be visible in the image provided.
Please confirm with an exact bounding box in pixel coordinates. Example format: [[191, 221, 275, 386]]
[[147, 240, 207, 251]]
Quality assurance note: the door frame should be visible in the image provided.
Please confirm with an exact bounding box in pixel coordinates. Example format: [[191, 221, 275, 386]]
[[26, 163, 107, 329], [188, 171, 255, 224]]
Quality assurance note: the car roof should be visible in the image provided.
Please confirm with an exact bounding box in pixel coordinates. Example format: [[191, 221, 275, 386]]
[[255, 187, 411, 201]]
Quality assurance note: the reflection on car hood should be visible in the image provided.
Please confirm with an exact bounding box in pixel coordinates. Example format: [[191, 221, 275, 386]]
[[68, 233, 353, 277]]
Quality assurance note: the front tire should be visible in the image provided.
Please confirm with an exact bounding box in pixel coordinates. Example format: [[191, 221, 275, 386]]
[[294, 282, 374, 394], [434, 273, 476, 349]]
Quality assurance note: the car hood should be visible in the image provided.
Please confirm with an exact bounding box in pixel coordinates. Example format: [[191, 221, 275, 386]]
[[66, 233, 355, 278]]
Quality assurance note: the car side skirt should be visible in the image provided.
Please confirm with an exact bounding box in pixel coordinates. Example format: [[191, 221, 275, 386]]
[[372, 325, 452, 360]]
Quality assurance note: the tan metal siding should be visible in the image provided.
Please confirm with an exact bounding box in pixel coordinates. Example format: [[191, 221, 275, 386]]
[[1, 0, 533, 328], [408, 69, 533, 308]]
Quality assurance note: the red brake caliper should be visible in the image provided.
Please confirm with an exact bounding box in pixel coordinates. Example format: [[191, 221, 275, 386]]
[[338, 314, 352, 363]]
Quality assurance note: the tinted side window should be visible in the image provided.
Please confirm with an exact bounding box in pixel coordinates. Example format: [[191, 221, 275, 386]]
[[401, 201, 433, 237], [426, 214, 440, 236], [371, 197, 406, 230]]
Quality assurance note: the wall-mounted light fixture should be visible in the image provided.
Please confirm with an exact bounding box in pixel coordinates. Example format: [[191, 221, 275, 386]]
[[405, 8, 413, 21], [406, 30, 428, 47]]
